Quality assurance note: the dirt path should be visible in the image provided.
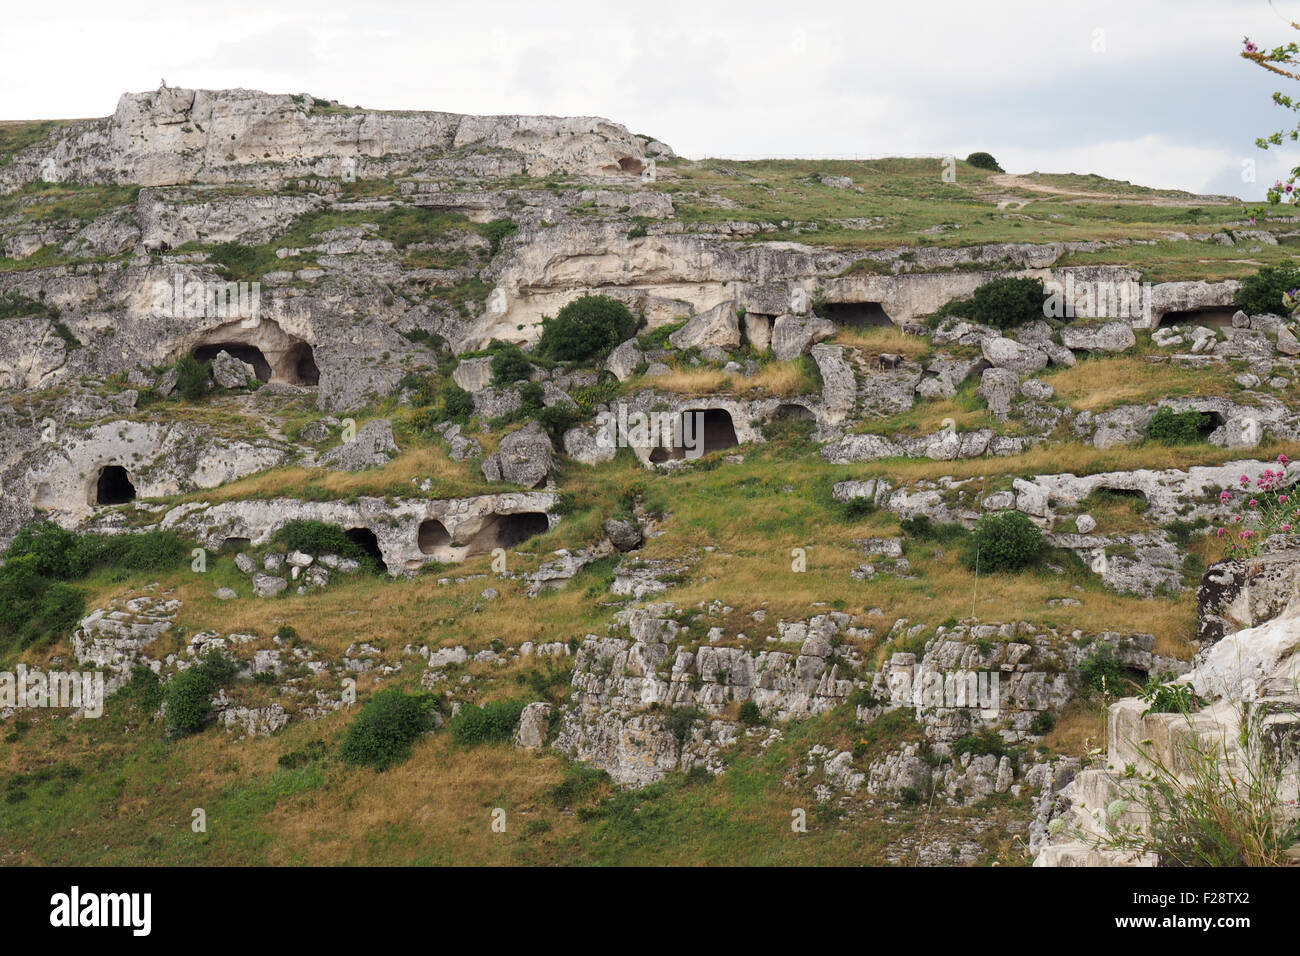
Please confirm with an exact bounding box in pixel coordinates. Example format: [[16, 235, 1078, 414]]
[[986, 173, 1236, 208]]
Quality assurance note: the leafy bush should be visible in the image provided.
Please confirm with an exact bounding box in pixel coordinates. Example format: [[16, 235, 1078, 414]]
[[1146, 406, 1211, 445], [271, 520, 369, 563], [900, 515, 970, 543], [488, 343, 532, 384], [938, 277, 1046, 330], [1029, 711, 1056, 736], [963, 511, 1044, 572], [538, 403, 581, 441], [1234, 265, 1300, 316], [479, 218, 518, 256], [1140, 676, 1201, 715], [175, 354, 210, 401], [163, 668, 216, 738], [90, 529, 188, 572], [440, 383, 475, 423], [1079, 646, 1123, 697], [340, 689, 439, 769], [447, 698, 525, 747], [536, 295, 637, 362], [3, 520, 89, 578], [0, 290, 59, 320], [950, 730, 1006, 758], [965, 151, 1003, 172], [738, 700, 763, 726]]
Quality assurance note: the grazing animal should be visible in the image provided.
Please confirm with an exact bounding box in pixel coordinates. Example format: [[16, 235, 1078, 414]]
[[878, 352, 904, 370]]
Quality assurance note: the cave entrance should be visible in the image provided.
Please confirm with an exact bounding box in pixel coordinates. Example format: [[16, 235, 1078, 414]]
[[822, 301, 894, 328], [95, 465, 136, 505], [466, 512, 550, 555], [617, 157, 645, 175], [417, 519, 451, 554], [1157, 307, 1237, 330], [193, 343, 272, 382], [1197, 410, 1226, 438], [285, 341, 320, 386], [651, 408, 740, 461], [773, 403, 816, 422], [344, 527, 387, 571]]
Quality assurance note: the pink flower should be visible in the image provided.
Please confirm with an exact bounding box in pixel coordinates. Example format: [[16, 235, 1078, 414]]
[[1281, 495, 1289, 503], [1240, 475, 1251, 485], [1250, 499, 1259, 507], [1279, 454, 1291, 465], [1217, 527, 1228, 537], [1240, 530, 1255, 539], [1220, 490, 1233, 502], [1234, 515, 1243, 523], [1246, 41, 1258, 52], [1283, 524, 1293, 533]]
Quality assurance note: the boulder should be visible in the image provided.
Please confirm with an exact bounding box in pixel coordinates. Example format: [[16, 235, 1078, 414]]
[[1020, 378, 1054, 401], [977, 367, 1020, 418], [669, 300, 741, 350], [604, 517, 643, 552], [514, 702, 554, 749], [235, 552, 256, 574], [604, 339, 644, 382], [252, 573, 288, 598], [1277, 325, 1300, 357], [482, 423, 554, 487], [743, 312, 773, 352], [771, 313, 837, 360], [810, 343, 856, 423], [321, 419, 399, 471], [1060, 321, 1136, 353], [1076, 514, 1096, 534], [210, 349, 253, 389], [452, 356, 494, 392], [981, 336, 1048, 374]]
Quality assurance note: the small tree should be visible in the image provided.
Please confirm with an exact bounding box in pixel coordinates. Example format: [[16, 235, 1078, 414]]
[[965, 151, 1003, 172], [963, 511, 1044, 572], [488, 342, 532, 384], [536, 295, 637, 362]]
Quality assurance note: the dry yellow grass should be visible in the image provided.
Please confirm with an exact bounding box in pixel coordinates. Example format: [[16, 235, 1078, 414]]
[[1043, 356, 1230, 412], [188, 443, 476, 504], [635, 359, 814, 398], [833, 326, 929, 360]]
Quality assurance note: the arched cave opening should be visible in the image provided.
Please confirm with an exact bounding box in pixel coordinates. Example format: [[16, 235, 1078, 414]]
[[466, 512, 550, 555], [417, 519, 451, 554], [344, 527, 387, 571], [821, 301, 894, 328], [1157, 307, 1238, 330], [773, 403, 816, 422], [95, 465, 136, 505], [285, 341, 320, 386], [193, 343, 273, 382]]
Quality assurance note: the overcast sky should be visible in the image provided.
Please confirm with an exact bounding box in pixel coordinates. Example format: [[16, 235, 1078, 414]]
[[4, 0, 1300, 199]]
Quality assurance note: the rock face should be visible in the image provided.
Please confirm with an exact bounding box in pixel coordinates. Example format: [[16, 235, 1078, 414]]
[[1195, 550, 1300, 649], [981, 336, 1048, 374], [0, 87, 662, 192], [321, 419, 398, 471]]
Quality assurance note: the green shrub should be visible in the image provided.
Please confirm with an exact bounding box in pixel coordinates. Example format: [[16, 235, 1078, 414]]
[[175, 354, 210, 401], [271, 520, 370, 563], [663, 706, 704, 744], [479, 218, 518, 256], [1234, 265, 1300, 316], [447, 698, 525, 747], [938, 277, 1045, 330], [488, 343, 532, 384], [3, 520, 90, 578], [538, 403, 581, 441], [950, 730, 1006, 758], [1079, 646, 1122, 697], [536, 295, 637, 362], [738, 700, 763, 725], [89, 529, 188, 572], [900, 515, 970, 543], [963, 511, 1044, 572], [1029, 711, 1056, 736], [439, 383, 474, 423], [1146, 406, 1211, 445], [163, 667, 216, 738], [965, 151, 1003, 172], [0, 290, 59, 320], [340, 689, 439, 769], [838, 497, 876, 521]]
